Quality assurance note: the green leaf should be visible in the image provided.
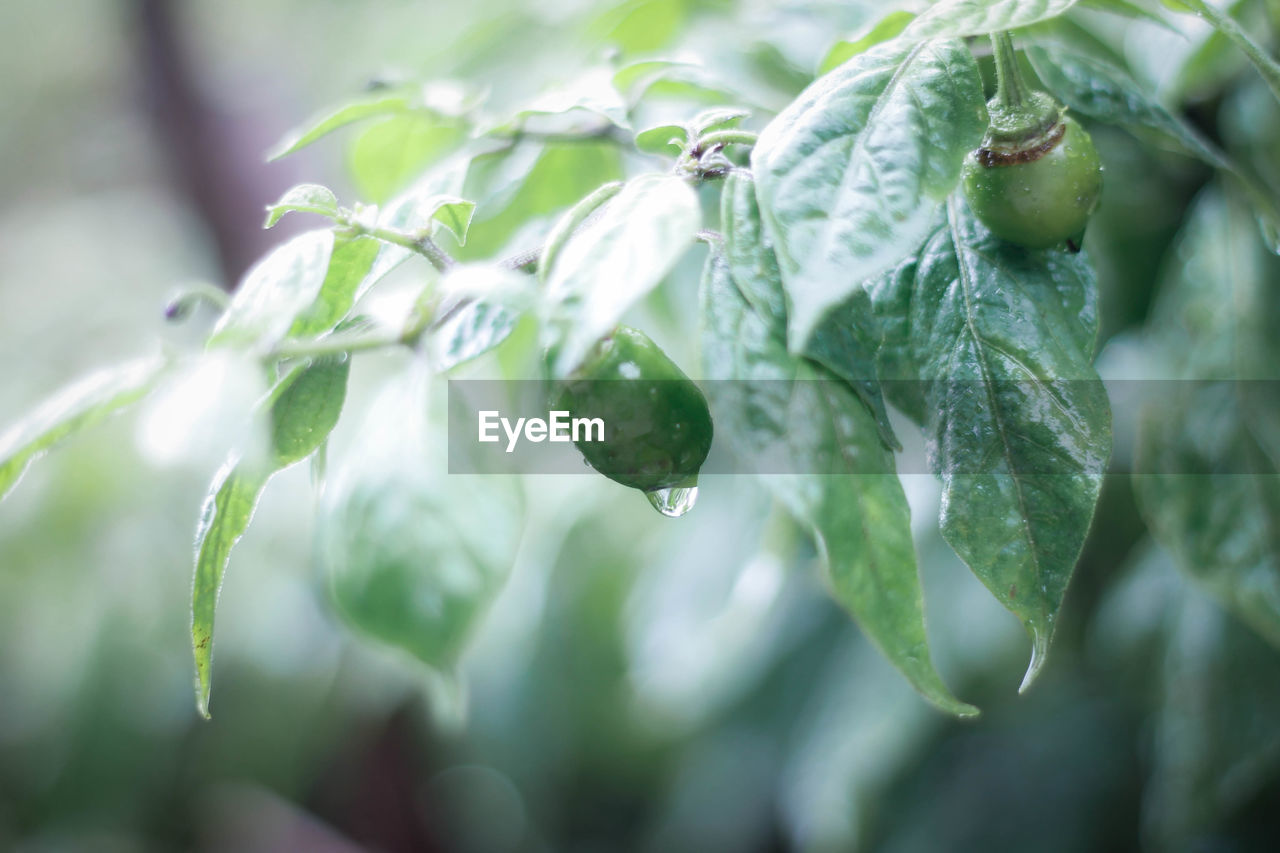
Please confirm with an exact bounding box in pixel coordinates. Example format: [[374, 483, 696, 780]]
[[191, 463, 269, 718], [819, 11, 916, 76], [720, 172, 897, 449], [633, 109, 750, 157], [268, 357, 352, 467], [320, 367, 521, 672], [190, 355, 351, 717], [634, 123, 688, 155], [287, 235, 381, 339], [612, 59, 762, 112], [264, 184, 340, 228], [0, 356, 166, 501], [500, 67, 630, 132], [869, 198, 1111, 690], [430, 301, 519, 372], [461, 142, 625, 259], [543, 173, 700, 376], [1026, 44, 1280, 249], [1025, 45, 1228, 168], [425, 264, 530, 371], [699, 251, 976, 718], [719, 172, 787, 339], [385, 191, 476, 246], [689, 107, 751, 136], [209, 230, 336, 349], [1076, 0, 1178, 30], [1138, 385, 1280, 648], [268, 90, 414, 160], [1135, 189, 1280, 648], [349, 113, 467, 203], [903, 0, 1080, 40], [752, 38, 987, 347]]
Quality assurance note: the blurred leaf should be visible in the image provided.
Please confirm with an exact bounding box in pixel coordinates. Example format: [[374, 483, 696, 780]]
[[1173, 26, 1244, 98], [1077, 0, 1179, 29], [191, 355, 351, 717], [1135, 189, 1280, 648], [543, 173, 700, 376], [191, 463, 268, 719], [868, 198, 1111, 690], [264, 183, 340, 228], [589, 0, 687, 55], [320, 367, 521, 672], [903, 0, 1080, 40], [699, 250, 975, 717], [426, 264, 531, 371], [819, 10, 916, 76], [752, 38, 986, 347], [268, 90, 415, 160], [462, 142, 625, 259], [349, 114, 467, 203], [1161, 0, 1280, 103], [498, 67, 629, 132], [0, 356, 166, 501], [614, 59, 761, 112], [1138, 385, 1280, 648], [209, 230, 336, 349], [269, 356, 351, 467], [384, 191, 477, 246], [614, 59, 685, 101], [430, 301, 520, 372], [1147, 590, 1280, 846], [287, 235, 381, 339]]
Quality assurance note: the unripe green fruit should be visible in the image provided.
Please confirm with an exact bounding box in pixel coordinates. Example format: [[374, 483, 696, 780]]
[[962, 115, 1103, 250], [553, 326, 713, 494]]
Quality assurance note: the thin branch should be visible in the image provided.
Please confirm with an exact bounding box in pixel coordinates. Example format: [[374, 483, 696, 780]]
[[345, 222, 456, 273], [270, 329, 406, 360]]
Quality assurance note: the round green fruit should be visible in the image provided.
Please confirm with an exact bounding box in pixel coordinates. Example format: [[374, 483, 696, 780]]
[[962, 115, 1103, 250], [553, 326, 713, 494]]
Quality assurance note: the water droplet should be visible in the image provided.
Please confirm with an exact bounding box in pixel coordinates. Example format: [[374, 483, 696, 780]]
[[644, 482, 699, 517]]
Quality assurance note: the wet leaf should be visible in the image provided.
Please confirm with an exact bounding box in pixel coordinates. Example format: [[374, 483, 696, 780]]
[[700, 249, 976, 718], [869, 198, 1111, 690], [752, 39, 986, 346]]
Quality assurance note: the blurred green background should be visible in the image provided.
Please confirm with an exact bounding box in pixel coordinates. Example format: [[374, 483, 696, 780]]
[[2, 0, 1280, 851]]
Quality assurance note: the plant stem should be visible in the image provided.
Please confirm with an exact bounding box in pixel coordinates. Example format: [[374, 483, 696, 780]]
[[270, 330, 406, 360], [349, 223, 455, 273], [990, 31, 1030, 110]]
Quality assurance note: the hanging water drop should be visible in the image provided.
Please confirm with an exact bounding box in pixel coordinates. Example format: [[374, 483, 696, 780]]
[[644, 482, 699, 517]]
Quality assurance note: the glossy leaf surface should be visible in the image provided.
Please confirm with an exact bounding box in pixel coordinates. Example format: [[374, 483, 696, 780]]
[[752, 39, 986, 345]]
